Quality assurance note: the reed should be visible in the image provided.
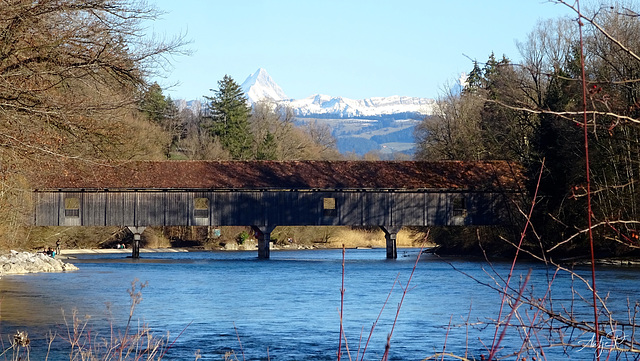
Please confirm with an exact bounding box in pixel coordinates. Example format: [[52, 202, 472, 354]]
[[0, 279, 186, 361]]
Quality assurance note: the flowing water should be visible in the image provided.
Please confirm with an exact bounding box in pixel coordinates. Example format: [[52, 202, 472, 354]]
[[0, 248, 639, 360]]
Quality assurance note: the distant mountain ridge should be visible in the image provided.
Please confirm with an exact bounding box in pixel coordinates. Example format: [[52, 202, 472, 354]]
[[240, 68, 435, 118], [285, 93, 434, 119], [175, 68, 436, 157]]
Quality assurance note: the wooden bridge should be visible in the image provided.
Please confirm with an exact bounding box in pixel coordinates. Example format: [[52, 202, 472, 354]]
[[30, 160, 523, 259]]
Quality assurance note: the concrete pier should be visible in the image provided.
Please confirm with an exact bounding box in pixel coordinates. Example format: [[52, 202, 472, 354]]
[[381, 226, 402, 259], [127, 226, 146, 259], [252, 225, 276, 259]]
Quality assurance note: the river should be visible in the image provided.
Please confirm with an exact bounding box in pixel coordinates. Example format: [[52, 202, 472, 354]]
[[0, 248, 639, 360]]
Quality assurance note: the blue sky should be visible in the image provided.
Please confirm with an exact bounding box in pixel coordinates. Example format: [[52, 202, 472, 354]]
[[148, 0, 574, 101]]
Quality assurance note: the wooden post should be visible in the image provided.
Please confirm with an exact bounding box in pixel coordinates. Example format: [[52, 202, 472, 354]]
[[380, 226, 401, 259], [252, 225, 276, 259], [127, 226, 146, 259]]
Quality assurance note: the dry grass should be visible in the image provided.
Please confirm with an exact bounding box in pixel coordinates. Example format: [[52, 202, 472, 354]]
[[14, 225, 435, 254], [323, 227, 433, 249], [25, 226, 129, 251], [0, 280, 179, 361]]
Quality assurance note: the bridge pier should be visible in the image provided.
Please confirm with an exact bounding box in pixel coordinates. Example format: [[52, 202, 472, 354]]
[[252, 225, 276, 259], [380, 226, 402, 259], [127, 226, 146, 259]]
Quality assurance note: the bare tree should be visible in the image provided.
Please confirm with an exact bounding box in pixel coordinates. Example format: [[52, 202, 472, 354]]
[[302, 120, 340, 159], [414, 84, 486, 161], [0, 0, 186, 164], [0, 0, 187, 245], [249, 102, 340, 160]]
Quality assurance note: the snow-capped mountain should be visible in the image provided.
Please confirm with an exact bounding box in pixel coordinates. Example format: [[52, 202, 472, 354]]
[[171, 68, 437, 156], [240, 68, 434, 118], [283, 94, 434, 118], [237, 68, 437, 156], [241, 68, 288, 104]]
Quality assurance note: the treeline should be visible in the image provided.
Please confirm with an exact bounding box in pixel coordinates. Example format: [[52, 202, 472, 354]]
[[415, 1, 640, 258], [140, 77, 341, 161]]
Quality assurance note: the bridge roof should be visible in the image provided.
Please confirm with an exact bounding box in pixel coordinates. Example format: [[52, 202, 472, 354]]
[[31, 160, 523, 191]]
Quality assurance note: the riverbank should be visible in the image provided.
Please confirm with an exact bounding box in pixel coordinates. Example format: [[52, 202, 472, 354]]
[[54, 243, 362, 259]]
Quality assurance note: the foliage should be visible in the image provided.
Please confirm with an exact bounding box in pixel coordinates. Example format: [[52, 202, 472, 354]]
[[414, 89, 486, 160], [237, 230, 250, 245], [415, 1, 640, 258], [140, 83, 186, 157], [0, 0, 184, 164], [204, 75, 254, 160]]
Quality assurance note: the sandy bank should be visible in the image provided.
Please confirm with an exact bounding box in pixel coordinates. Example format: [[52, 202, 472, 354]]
[[59, 248, 189, 255]]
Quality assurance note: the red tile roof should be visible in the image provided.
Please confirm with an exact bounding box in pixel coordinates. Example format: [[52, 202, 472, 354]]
[[31, 160, 524, 191]]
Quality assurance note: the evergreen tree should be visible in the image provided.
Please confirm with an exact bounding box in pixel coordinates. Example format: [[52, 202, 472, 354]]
[[140, 83, 186, 158], [256, 132, 277, 160], [204, 75, 253, 160], [463, 61, 483, 94], [140, 83, 169, 123]]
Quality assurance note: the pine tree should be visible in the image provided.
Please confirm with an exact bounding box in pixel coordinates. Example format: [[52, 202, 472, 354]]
[[256, 131, 277, 160], [204, 75, 253, 160], [464, 61, 483, 93], [140, 83, 186, 157], [140, 83, 169, 123]]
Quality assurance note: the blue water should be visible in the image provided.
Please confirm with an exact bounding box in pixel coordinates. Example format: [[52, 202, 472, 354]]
[[1, 249, 639, 360]]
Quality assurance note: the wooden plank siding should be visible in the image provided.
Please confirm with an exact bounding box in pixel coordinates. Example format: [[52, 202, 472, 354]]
[[33, 189, 512, 228], [29, 160, 524, 230]]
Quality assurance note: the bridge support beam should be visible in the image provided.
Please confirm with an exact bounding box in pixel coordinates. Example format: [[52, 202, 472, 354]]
[[380, 226, 402, 259], [252, 225, 276, 259], [127, 226, 146, 259]]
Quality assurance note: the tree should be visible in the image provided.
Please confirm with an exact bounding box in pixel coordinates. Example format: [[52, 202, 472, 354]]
[[140, 84, 186, 157], [249, 102, 341, 160], [204, 75, 253, 160], [464, 61, 483, 93], [302, 120, 340, 159], [0, 0, 185, 246], [414, 85, 486, 161], [140, 83, 188, 158], [249, 101, 292, 160], [140, 83, 170, 123], [0, 0, 185, 163]]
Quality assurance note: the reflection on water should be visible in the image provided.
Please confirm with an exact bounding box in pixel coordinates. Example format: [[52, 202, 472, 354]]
[[0, 249, 639, 360]]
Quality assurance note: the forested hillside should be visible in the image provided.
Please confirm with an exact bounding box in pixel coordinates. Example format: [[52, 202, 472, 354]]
[[415, 1, 640, 259]]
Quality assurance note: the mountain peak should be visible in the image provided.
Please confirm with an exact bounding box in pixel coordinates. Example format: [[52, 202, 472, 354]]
[[241, 68, 288, 104]]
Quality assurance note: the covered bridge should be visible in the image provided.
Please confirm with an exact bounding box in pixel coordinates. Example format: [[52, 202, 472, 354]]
[[30, 160, 524, 258]]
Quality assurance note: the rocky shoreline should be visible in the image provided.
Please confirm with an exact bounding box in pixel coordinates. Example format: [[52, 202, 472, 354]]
[[0, 250, 78, 276]]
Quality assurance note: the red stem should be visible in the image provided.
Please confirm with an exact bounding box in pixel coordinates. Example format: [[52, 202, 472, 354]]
[[576, 2, 600, 359], [488, 270, 532, 360], [488, 159, 545, 360], [338, 245, 345, 361], [359, 274, 399, 361], [381, 246, 424, 361]]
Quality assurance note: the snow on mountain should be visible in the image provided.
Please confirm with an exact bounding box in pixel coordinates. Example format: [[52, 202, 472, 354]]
[[234, 68, 437, 156], [241, 68, 288, 104], [282, 94, 435, 118], [175, 99, 202, 114], [240, 68, 434, 118]]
